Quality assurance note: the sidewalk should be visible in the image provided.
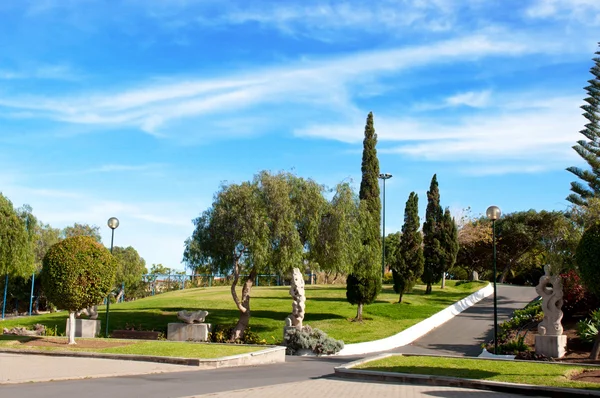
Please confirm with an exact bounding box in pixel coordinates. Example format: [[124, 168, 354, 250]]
[[187, 378, 541, 397], [0, 353, 192, 384]]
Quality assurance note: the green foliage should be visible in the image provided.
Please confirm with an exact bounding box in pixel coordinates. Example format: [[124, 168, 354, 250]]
[[0, 193, 35, 278], [33, 222, 61, 271], [499, 301, 543, 336], [390, 192, 423, 302], [112, 246, 147, 296], [284, 325, 344, 355], [577, 309, 600, 343], [41, 236, 117, 312], [440, 208, 459, 276], [576, 222, 600, 297], [567, 44, 600, 207], [62, 223, 102, 243], [422, 175, 444, 292], [208, 324, 266, 345], [347, 113, 382, 314]]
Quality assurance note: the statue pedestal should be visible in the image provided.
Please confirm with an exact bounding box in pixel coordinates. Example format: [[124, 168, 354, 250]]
[[66, 319, 101, 338], [535, 334, 567, 358], [167, 323, 211, 342]]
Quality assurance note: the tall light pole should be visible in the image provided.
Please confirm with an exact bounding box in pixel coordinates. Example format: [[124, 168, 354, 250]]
[[379, 173, 393, 278], [486, 205, 501, 354], [105, 217, 119, 338]]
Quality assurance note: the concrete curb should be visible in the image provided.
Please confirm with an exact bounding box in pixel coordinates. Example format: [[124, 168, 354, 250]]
[[334, 353, 600, 397], [0, 345, 286, 368], [337, 283, 494, 356]]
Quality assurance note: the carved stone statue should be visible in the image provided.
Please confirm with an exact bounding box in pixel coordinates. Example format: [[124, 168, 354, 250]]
[[177, 310, 209, 324], [289, 267, 306, 328], [536, 265, 564, 336], [76, 305, 98, 320]]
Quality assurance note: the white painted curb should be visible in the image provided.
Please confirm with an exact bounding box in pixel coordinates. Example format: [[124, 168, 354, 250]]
[[337, 283, 494, 356]]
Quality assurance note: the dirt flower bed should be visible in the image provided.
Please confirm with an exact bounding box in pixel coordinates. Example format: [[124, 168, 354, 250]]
[[4, 336, 135, 349]]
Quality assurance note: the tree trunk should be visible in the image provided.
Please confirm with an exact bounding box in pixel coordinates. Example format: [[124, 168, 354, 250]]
[[499, 263, 511, 283], [425, 283, 432, 294], [441, 273, 446, 289], [397, 292, 403, 303], [230, 267, 256, 341], [591, 333, 600, 360], [115, 288, 124, 303], [354, 303, 363, 321], [68, 311, 76, 345]]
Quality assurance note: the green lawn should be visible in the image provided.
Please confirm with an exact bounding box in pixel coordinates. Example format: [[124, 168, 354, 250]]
[[0, 335, 262, 358], [356, 355, 600, 390], [0, 280, 486, 344]]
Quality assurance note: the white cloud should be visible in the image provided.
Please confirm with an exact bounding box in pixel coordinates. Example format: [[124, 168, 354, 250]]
[[0, 33, 573, 140], [445, 90, 491, 108], [526, 0, 600, 24]]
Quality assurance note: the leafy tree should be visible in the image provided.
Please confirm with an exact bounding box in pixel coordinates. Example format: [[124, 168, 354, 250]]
[[456, 218, 492, 279], [313, 183, 361, 283], [347, 112, 382, 320], [391, 192, 423, 302], [576, 222, 600, 359], [0, 193, 34, 279], [567, 44, 600, 207], [33, 223, 62, 270], [183, 171, 324, 340], [62, 223, 102, 243], [149, 264, 173, 275], [42, 236, 116, 344], [112, 246, 147, 301], [440, 208, 459, 288], [384, 232, 401, 274], [422, 174, 444, 294]]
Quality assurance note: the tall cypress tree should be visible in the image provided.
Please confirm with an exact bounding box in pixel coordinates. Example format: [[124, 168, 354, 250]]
[[346, 112, 382, 321], [422, 174, 444, 294], [440, 207, 459, 289], [567, 44, 600, 207], [391, 192, 423, 303]]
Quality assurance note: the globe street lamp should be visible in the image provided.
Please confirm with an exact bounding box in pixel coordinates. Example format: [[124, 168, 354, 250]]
[[486, 205, 501, 354], [379, 173, 393, 278], [105, 217, 119, 338]]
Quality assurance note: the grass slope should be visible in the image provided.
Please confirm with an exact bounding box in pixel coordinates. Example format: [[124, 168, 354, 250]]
[[357, 355, 600, 390], [0, 336, 261, 358], [0, 281, 486, 344]]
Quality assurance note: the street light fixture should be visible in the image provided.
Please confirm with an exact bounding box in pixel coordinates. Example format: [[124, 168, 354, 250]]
[[105, 217, 119, 338], [486, 205, 501, 354], [379, 173, 393, 278]]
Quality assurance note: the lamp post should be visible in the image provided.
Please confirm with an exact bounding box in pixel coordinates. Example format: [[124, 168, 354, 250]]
[[379, 173, 393, 278], [105, 217, 119, 338], [486, 205, 501, 354]]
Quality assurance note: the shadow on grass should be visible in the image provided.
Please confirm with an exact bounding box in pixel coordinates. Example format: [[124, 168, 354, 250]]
[[0, 335, 40, 343]]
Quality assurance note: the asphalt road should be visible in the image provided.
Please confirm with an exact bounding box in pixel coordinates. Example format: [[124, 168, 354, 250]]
[[395, 284, 539, 356], [0, 284, 539, 398]]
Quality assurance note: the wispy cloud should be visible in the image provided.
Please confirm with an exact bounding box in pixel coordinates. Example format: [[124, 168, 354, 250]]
[[0, 64, 81, 81], [525, 0, 600, 25], [0, 33, 573, 140]]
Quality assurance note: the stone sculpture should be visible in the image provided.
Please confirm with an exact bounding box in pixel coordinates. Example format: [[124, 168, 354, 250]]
[[3, 324, 46, 336], [76, 305, 98, 320], [289, 267, 306, 328], [177, 310, 209, 324], [536, 265, 564, 336], [534, 265, 566, 358]]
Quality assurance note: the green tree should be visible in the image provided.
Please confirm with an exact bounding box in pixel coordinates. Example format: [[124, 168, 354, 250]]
[[422, 174, 444, 294], [384, 232, 401, 274], [440, 208, 459, 289], [112, 246, 147, 301], [149, 264, 173, 275], [576, 222, 600, 359], [33, 223, 62, 270], [391, 192, 424, 302], [346, 112, 382, 320], [0, 194, 34, 279], [313, 183, 361, 282], [42, 236, 116, 344], [183, 171, 323, 340], [62, 223, 102, 243], [567, 44, 600, 207]]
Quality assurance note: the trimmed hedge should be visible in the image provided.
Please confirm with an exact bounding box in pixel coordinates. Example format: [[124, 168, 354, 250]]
[[42, 236, 117, 312], [576, 223, 600, 297]]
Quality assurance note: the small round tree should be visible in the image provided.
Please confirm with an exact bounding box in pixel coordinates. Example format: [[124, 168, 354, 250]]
[[576, 222, 600, 359], [42, 236, 117, 344]]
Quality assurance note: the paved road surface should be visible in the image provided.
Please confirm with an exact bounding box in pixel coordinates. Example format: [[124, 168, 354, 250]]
[[0, 284, 540, 397], [396, 284, 538, 356]]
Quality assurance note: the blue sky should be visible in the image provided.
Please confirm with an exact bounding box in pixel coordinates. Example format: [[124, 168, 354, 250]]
[[0, 0, 599, 271]]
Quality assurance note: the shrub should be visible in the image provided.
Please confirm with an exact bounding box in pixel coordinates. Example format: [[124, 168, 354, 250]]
[[577, 309, 600, 344], [208, 324, 267, 345], [284, 325, 344, 355], [42, 236, 117, 313], [561, 270, 590, 316]]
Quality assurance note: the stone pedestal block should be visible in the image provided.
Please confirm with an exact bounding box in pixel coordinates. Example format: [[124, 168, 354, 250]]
[[66, 319, 101, 338], [535, 334, 567, 358], [167, 323, 211, 342]]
